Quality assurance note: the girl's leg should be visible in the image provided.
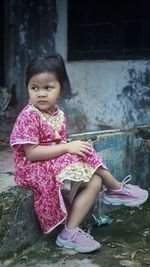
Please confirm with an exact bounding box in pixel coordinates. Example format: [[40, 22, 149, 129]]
[[95, 167, 148, 207], [95, 167, 121, 190], [66, 174, 102, 229], [56, 174, 102, 253]]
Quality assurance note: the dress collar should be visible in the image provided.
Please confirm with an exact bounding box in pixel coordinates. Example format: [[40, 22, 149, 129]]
[[28, 100, 59, 116]]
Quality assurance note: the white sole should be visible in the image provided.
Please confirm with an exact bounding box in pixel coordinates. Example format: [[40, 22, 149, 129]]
[[102, 193, 148, 207], [56, 236, 101, 253]]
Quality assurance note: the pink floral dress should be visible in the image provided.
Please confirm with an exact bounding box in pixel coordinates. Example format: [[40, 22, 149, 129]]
[[10, 102, 107, 233]]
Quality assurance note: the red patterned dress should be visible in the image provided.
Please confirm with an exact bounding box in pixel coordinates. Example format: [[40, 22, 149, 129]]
[[10, 102, 107, 233]]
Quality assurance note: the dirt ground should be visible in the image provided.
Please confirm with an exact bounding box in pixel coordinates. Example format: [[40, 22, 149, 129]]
[[0, 200, 150, 267]]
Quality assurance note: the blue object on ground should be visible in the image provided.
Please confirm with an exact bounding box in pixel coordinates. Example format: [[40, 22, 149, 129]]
[[92, 213, 112, 226]]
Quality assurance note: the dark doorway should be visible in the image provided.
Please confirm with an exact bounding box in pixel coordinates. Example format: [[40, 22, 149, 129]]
[[0, 0, 4, 85]]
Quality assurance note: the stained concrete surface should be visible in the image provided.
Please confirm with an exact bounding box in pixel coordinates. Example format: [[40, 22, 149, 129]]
[[0, 201, 150, 267]]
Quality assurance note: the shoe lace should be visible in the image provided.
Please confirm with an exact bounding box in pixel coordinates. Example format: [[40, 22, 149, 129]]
[[68, 228, 93, 241], [122, 175, 132, 184], [121, 175, 138, 193]]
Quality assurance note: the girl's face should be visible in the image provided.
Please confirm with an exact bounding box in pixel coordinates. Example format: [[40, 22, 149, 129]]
[[28, 72, 61, 111]]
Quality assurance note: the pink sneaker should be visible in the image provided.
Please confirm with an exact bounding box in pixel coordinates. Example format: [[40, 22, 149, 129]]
[[56, 225, 101, 253], [102, 175, 149, 207]]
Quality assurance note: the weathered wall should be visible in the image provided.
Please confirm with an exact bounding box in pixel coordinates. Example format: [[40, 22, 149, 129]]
[[55, 0, 150, 134], [0, 0, 57, 139], [4, 0, 57, 107], [0, 0, 150, 139], [63, 62, 150, 133]]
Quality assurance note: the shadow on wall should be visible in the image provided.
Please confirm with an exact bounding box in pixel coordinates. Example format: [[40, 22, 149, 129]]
[[117, 68, 150, 127], [0, 84, 17, 112], [0, 84, 17, 140]]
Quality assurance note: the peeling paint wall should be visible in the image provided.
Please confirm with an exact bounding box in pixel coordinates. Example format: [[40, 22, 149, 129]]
[[4, 0, 57, 109], [55, 0, 150, 134], [63, 61, 150, 133], [0, 0, 57, 139]]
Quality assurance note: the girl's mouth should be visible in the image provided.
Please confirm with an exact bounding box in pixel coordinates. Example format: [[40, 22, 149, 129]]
[[38, 100, 47, 104]]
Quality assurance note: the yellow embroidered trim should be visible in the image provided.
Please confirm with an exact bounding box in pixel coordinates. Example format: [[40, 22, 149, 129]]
[[28, 105, 64, 138], [56, 162, 94, 182]]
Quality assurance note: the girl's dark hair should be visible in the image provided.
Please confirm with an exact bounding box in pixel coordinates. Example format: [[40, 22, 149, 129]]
[[26, 52, 72, 99]]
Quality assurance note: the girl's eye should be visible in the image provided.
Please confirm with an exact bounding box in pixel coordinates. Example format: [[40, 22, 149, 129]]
[[45, 86, 54, 91], [31, 86, 38, 91]]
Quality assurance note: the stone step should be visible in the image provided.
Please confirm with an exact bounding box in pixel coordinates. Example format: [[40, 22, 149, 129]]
[[0, 187, 41, 259]]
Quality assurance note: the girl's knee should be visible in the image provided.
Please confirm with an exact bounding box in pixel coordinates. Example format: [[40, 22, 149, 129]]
[[89, 174, 102, 192]]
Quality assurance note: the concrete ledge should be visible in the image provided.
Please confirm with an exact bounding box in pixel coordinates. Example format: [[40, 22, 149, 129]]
[[95, 131, 150, 190], [0, 187, 41, 259]]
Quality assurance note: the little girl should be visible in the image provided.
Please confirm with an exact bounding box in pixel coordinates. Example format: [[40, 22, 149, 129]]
[[10, 53, 148, 253]]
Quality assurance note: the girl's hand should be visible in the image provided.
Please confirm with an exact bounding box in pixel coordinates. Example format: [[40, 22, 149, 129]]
[[66, 140, 92, 158]]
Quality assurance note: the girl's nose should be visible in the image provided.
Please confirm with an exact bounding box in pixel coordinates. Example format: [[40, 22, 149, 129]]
[[37, 89, 47, 97]]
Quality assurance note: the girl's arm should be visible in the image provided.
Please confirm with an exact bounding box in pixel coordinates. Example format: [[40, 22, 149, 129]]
[[23, 140, 92, 161]]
